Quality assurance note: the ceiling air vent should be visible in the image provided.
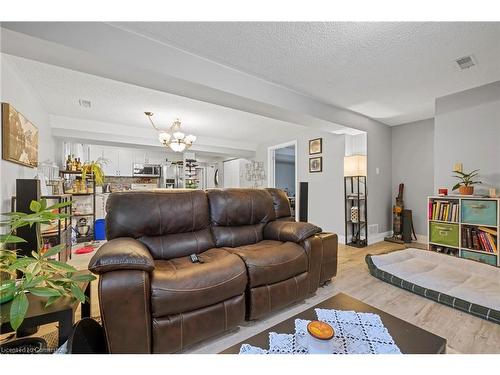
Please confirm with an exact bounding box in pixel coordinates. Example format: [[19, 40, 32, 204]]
[[455, 55, 476, 70], [78, 99, 92, 108]]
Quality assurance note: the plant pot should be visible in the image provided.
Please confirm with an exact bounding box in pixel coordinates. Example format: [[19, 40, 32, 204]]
[[0, 279, 15, 304], [459, 186, 474, 195], [0, 337, 48, 354]]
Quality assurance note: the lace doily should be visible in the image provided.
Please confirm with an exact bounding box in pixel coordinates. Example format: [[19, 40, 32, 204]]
[[239, 308, 401, 354]]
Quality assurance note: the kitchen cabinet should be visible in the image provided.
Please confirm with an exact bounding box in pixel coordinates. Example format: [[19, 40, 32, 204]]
[[118, 149, 134, 176], [103, 148, 120, 176]]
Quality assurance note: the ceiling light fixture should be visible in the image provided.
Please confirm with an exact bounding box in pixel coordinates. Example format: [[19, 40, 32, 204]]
[[145, 112, 196, 153]]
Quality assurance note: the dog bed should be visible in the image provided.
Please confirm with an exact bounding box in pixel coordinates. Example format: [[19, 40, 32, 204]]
[[366, 248, 500, 324]]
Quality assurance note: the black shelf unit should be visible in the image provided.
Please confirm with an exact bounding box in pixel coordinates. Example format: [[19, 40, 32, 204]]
[[184, 159, 199, 189], [59, 170, 96, 243], [10, 194, 72, 262], [344, 176, 368, 248]]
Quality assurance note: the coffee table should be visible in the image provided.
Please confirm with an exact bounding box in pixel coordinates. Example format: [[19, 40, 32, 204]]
[[221, 293, 446, 354]]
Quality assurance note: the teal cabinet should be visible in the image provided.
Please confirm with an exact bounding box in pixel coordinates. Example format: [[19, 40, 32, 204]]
[[461, 250, 497, 266], [461, 199, 497, 226]]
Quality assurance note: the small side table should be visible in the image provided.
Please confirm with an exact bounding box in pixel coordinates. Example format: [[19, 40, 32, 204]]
[[0, 272, 92, 347]]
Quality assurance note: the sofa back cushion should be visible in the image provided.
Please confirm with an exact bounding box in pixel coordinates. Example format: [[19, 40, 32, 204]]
[[206, 188, 276, 247], [265, 188, 294, 220], [106, 190, 214, 260]]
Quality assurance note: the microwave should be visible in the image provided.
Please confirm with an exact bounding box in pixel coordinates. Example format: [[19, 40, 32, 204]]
[[133, 163, 161, 177]]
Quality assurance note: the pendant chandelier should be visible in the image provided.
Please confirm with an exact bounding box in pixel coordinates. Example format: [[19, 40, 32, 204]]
[[145, 112, 196, 152]]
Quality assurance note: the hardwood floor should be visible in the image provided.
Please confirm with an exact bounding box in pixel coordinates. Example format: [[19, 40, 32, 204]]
[[10, 241, 499, 354]]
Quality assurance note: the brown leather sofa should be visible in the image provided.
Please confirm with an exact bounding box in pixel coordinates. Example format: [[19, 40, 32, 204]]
[[89, 188, 337, 353], [266, 188, 338, 285]]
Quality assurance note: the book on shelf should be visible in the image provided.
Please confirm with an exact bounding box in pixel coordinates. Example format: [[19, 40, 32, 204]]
[[462, 226, 497, 253], [429, 200, 459, 222]]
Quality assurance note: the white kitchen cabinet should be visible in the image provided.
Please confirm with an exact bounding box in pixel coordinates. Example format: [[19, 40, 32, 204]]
[[118, 149, 134, 176], [102, 148, 120, 176], [146, 151, 167, 165], [133, 150, 146, 164], [89, 145, 103, 163]]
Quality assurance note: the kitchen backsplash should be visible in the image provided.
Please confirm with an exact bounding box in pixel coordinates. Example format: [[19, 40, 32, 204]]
[[104, 176, 159, 192]]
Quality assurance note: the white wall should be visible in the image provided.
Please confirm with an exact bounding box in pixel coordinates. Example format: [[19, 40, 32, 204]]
[[391, 119, 434, 237], [0, 54, 55, 214], [255, 130, 345, 236], [434, 81, 500, 195]]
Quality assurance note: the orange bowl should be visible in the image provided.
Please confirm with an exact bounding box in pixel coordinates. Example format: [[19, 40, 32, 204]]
[[307, 321, 334, 340]]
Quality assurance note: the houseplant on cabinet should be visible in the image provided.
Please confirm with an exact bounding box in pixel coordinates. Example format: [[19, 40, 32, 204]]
[[452, 169, 482, 195], [0, 198, 96, 332]]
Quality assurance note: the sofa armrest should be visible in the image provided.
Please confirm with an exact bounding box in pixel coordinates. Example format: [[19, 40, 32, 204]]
[[263, 221, 321, 243], [89, 237, 155, 275]]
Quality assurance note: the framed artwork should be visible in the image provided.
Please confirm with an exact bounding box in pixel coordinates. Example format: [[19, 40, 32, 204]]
[[309, 157, 323, 173], [2, 103, 39, 168], [309, 138, 322, 155]]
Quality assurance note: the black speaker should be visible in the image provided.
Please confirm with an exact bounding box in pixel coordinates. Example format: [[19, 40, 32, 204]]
[[402, 209, 414, 243], [299, 182, 308, 222], [15, 179, 41, 257]]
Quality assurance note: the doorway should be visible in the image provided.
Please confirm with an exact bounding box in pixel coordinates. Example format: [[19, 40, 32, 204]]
[[268, 141, 297, 220]]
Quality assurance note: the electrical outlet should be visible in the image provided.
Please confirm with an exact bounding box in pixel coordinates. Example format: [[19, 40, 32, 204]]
[[368, 224, 379, 235]]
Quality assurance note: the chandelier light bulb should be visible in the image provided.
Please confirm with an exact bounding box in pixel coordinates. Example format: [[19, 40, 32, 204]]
[[185, 134, 197, 144], [145, 113, 195, 153], [173, 131, 185, 140], [158, 132, 171, 143]]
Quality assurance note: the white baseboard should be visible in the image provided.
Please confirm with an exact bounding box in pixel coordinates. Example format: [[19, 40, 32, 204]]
[[336, 231, 391, 246], [415, 234, 428, 245]]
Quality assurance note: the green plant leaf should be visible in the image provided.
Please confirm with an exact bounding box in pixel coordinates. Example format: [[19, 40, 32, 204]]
[[29, 200, 41, 213], [9, 257, 37, 271], [45, 295, 61, 308], [23, 275, 46, 289], [70, 273, 96, 282], [452, 183, 461, 191], [29, 287, 62, 298], [0, 234, 27, 244], [39, 198, 47, 211], [42, 245, 64, 259], [26, 262, 42, 275], [10, 292, 29, 331], [47, 260, 77, 273], [71, 283, 86, 303]]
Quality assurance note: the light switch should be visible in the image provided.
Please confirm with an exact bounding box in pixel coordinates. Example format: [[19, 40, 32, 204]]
[[375, 167, 380, 175]]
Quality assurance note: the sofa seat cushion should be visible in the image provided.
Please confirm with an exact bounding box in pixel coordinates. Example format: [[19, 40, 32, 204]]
[[151, 248, 247, 317], [225, 240, 308, 288]]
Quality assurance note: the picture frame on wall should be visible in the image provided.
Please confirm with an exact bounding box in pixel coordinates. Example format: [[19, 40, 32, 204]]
[[309, 156, 322, 173], [308, 138, 322, 155], [1, 102, 39, 168]]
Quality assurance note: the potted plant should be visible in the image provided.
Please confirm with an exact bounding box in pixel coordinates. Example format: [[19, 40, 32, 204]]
[[452, 169, 482, 195], [81, 159, 106, 186], [0, 199, 96, 332]]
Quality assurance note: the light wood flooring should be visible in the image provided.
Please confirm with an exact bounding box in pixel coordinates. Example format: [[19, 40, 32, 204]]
[[6, 241, 499, 353]]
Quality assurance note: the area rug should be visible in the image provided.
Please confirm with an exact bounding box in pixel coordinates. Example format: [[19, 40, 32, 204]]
[[366, 248, 500, 324]]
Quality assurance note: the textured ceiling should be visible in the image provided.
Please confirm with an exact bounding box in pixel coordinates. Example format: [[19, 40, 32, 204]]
[[113, 22, 500, 125], [6, 55, 307, 145]]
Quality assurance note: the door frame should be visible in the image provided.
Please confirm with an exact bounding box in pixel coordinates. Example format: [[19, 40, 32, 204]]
[[267, 140, 298, 221]]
